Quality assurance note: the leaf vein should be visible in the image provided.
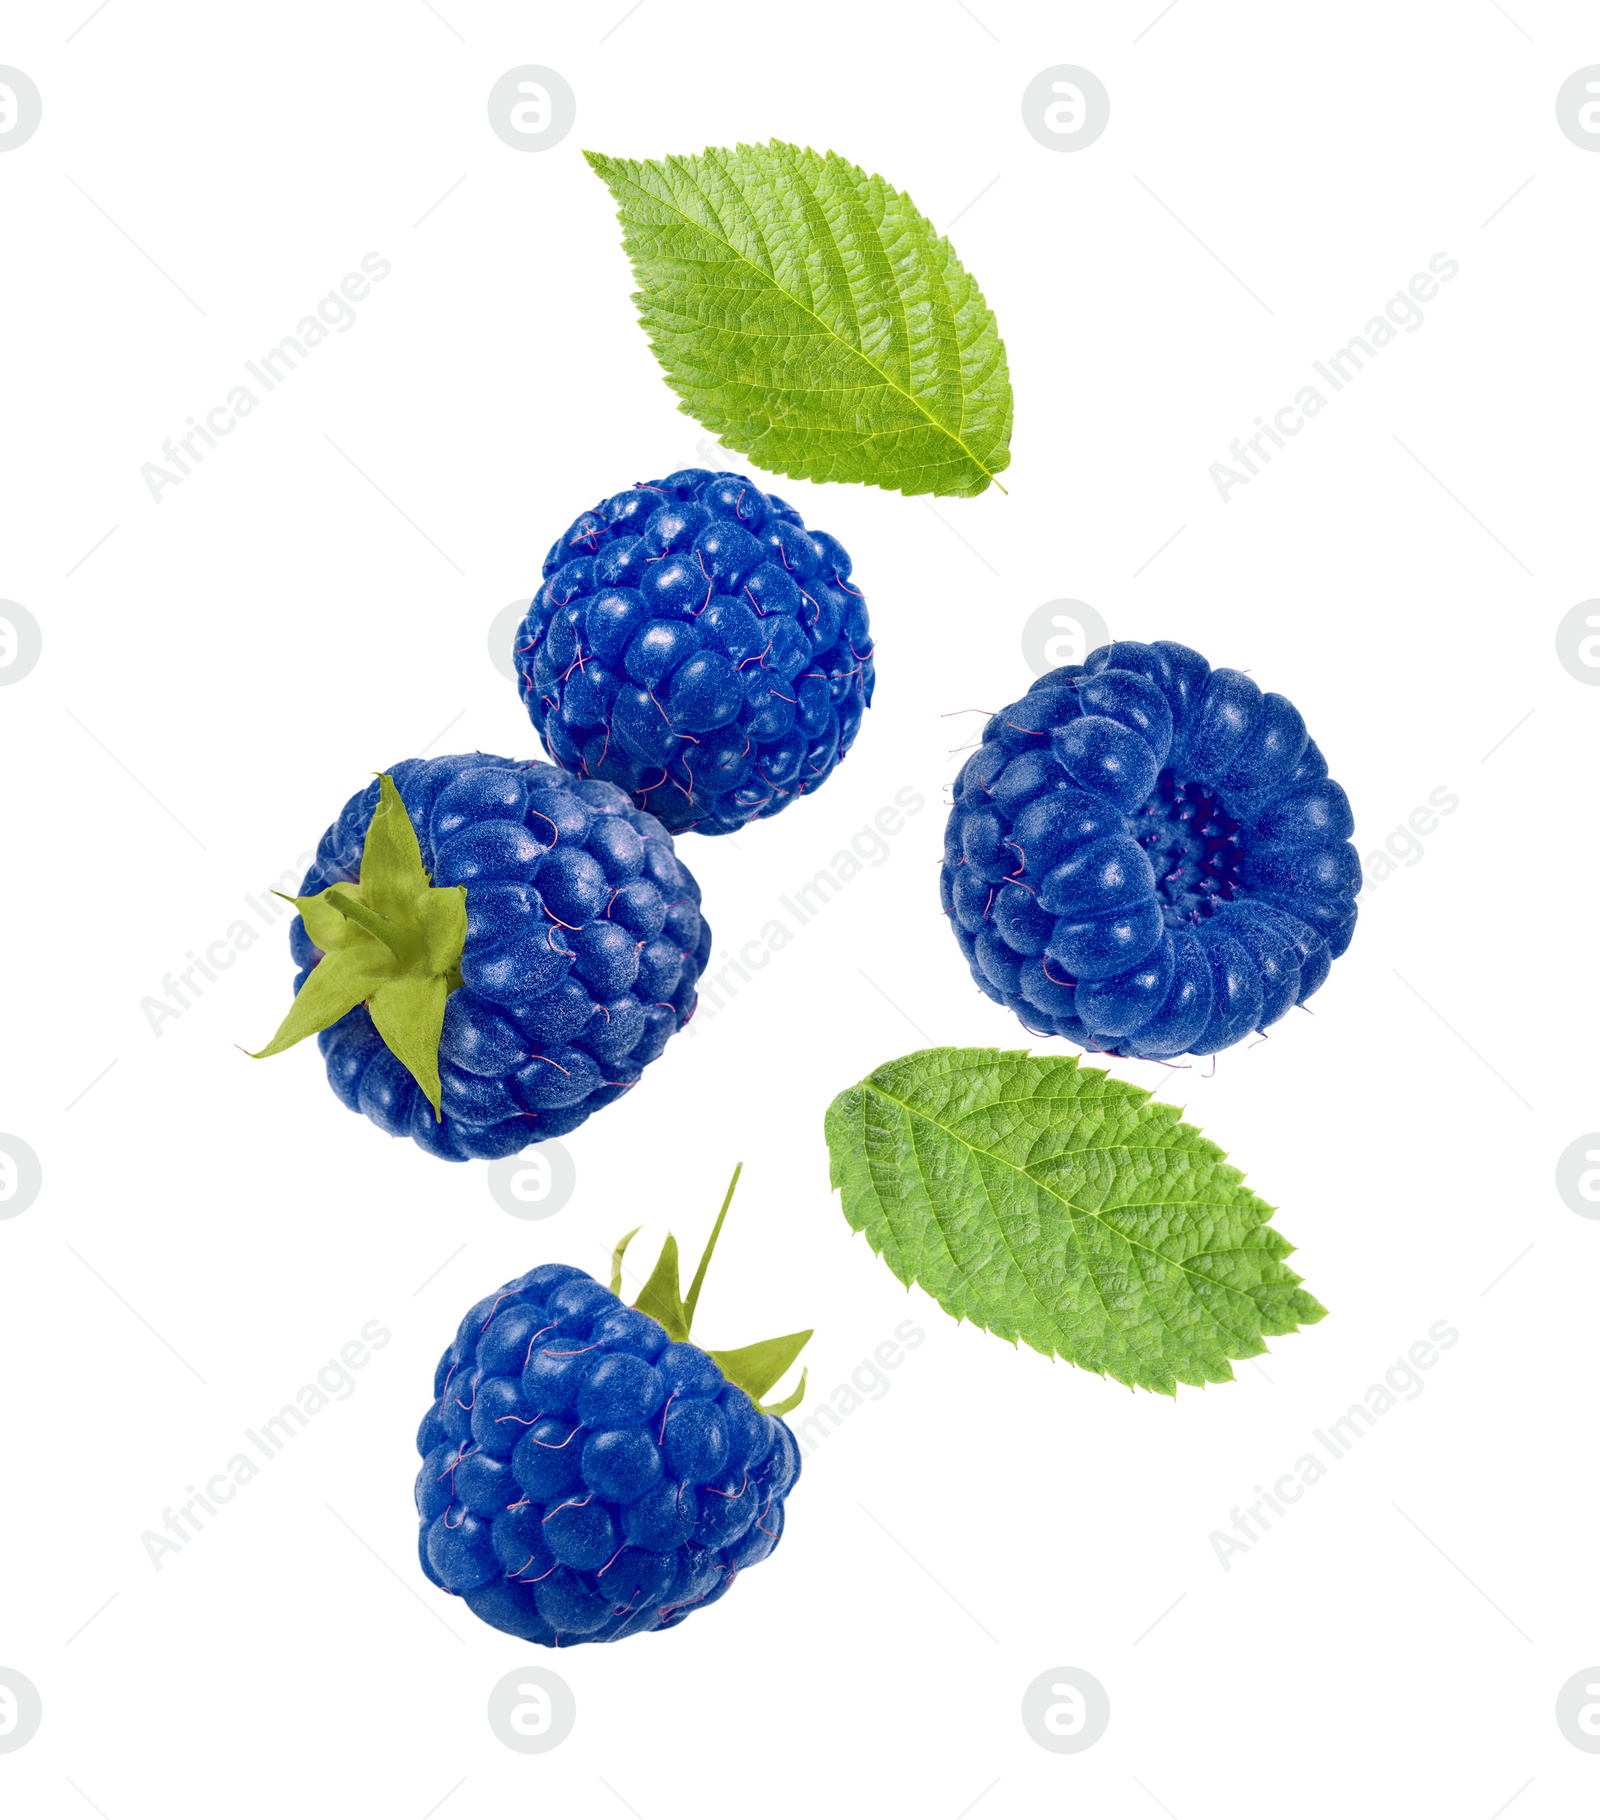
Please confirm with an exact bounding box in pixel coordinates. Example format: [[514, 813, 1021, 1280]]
[[863, 1081, 1270, 1310], [593, 148, 1002, 489]]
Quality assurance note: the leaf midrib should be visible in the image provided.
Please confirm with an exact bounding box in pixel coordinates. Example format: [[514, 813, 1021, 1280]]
[[601, 153, 1001, 488], [862, 1080, 1267, 1311], [898, 1078, 1132, 1368]]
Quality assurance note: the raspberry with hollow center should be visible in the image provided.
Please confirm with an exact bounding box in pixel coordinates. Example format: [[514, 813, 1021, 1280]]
[[940, 640, 1361, 1060], [1133, 772, 1245, 924]]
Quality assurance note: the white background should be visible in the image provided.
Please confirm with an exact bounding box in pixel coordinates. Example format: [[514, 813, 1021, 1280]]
[[3, 1, 1598, 1814]]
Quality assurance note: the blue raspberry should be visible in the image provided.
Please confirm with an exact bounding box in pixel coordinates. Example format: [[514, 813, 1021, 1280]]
[[941, 642, 1360, 1058], [513, 469, 876, 834], [277, 753, 710, 1159], [416, 1182, 807, 1646]]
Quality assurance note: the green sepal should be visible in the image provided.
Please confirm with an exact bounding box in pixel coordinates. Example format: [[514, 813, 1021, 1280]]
[[325, 887, 419, 964], [758, 1370, 808, 1418], [250, 773, 469, 1117], [249, 945, 396, 1059], [417, 884, 468, 977], [359, 774, 429, 925], [368, 974, 450, 1119], [684, 1163, 741, 1329], [632, 1235, 690, 1341], [275, 890, 362, 953], [616, 1164, 811, 1409], [707, 1332, 813, 1410], [609, 1227, 643, 1297]]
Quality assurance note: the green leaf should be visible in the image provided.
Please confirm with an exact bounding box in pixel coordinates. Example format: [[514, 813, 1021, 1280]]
[[251, 773, 470, 1111], [585, 140, 1012, 498], [824, 1047, 1326, 1395], [632, 1234, 689, 1341], [708, 1331, 813, 1408]]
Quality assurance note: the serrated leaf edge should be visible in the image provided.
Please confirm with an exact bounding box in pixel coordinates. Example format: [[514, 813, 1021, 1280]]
[[827, 1047, 1326, 1395], [585, 141, 1011, 497]]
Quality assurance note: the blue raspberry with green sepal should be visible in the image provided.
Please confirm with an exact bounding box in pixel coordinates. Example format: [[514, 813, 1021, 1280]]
[[513, 469, 875, 834], [250, 755, 709, 1158], [941, 641, 1360, 1058], [416, 1166, 808, 1645]]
